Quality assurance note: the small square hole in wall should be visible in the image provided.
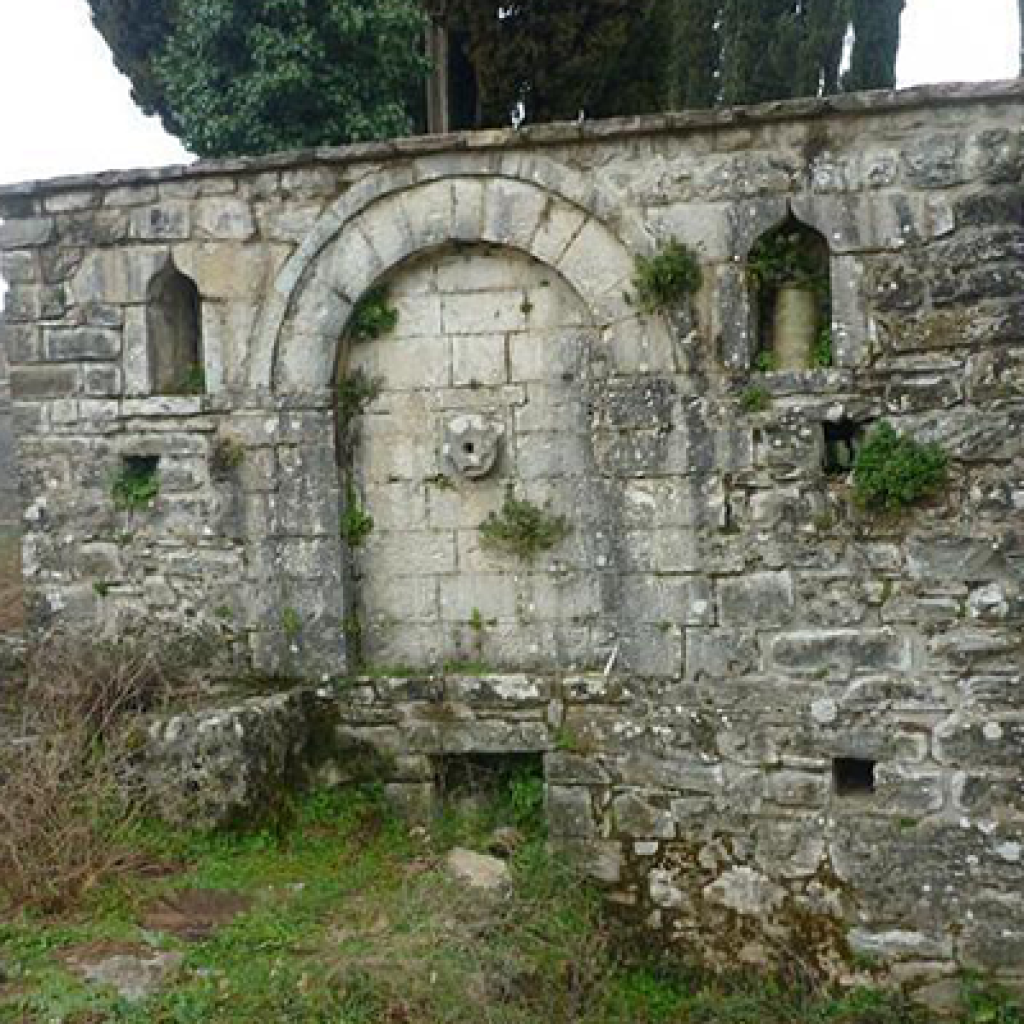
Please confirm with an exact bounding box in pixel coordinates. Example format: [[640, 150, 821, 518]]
[[833, 757, 876, 797], [822, 418, 865, 476], [434, 752, 545, 831], [112, 456, 161, 511]]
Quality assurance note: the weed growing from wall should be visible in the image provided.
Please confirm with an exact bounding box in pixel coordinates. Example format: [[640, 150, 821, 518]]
[[813, 325, 834, 368], [350, 286, 399, 342], [336, 369, 383, 427], [853, 422, 949, 512], [741, 386, 772, 413], [631, 239, 702, 312], [341, 482, 374, 548], [210, 435, 246, 478], [479, 489, 569, 560]]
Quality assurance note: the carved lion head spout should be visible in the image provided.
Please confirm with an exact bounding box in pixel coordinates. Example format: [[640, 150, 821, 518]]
[[443, 414, 504, 480]]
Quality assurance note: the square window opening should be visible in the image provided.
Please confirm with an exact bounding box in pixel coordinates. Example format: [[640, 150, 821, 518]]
[[833, 757, 876, 797]]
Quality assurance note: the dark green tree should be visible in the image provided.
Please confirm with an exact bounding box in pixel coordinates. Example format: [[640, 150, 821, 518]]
[[87, 0, 177, 131], [89, 0, 429, 158], [844, 0, 906, 93], [441, 0, 667, 127], [667, 0, 721, 110]]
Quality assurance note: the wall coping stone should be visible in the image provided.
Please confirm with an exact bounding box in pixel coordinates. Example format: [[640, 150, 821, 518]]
[[0, 79, 1021, 208]]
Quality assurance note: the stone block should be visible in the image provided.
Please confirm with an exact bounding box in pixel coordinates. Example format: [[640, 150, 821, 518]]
[[613, 792, 675, 839], [0, 217, 54, 248], [769, 630, 912, 677], [44, 327, 121, 362], [130, 202, 192, 241], [9, 366, 78, 399], [363, 530, 456, 577], [438, 572, 519, 622], [452, 333, 507, 388], [763, 770, 829, 808], [195, 198, 256, 240], [1, 250, 37, 284], [2, 324, 41, 364], [718, 572, 794, 627], [685, 629, 760, 681], [547, 785, 597, 838]]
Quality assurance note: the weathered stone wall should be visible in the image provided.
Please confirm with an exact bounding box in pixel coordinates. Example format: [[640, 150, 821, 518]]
[[2, 80, 1024, 989]]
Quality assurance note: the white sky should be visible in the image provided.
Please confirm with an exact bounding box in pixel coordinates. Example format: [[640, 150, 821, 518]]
[[0, 0, 1019, 188]]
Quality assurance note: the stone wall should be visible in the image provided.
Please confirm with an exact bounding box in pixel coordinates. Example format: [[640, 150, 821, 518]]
[[1, 80, 1023, 988]]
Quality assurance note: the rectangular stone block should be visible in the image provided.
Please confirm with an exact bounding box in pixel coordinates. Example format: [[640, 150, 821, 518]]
[[0, 217, 54, 249], [130, 201, 192, 240], [1, 324, 41, 364], [364, 530, 456, 576], [9, 366, 79, 399], [44, 327, 121, 362], [718, 572, 795, 628], [769, 630, 912, 677], [452, 333, 507, 388]]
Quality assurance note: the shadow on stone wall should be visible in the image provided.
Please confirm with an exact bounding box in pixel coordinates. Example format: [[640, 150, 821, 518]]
[[0, 344, 24, 632]]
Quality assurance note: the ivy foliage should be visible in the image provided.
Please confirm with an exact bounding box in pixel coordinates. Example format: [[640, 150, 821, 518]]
[[852, 422, 949, 513], [150, 0, 429, 157]]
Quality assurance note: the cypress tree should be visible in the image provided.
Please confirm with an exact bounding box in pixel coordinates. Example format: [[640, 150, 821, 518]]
[[845, 0, 905, 92], [668, 0, 721, 110]]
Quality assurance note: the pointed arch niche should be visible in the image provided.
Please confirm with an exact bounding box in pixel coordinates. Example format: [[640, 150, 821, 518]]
[[146, 261, 204, 395], [748, 213, 832, 372]]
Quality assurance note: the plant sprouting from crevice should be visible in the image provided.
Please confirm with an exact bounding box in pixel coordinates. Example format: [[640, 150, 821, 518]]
[[350, 286, 399, 342], [852, 421, 949, 513], [479, 488, 569, 561], [631, 239, 702, 312], [341, 481, 374, 548]]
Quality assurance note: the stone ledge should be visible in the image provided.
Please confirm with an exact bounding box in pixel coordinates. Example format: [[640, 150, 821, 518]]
[[0, 79, 1021, 206]]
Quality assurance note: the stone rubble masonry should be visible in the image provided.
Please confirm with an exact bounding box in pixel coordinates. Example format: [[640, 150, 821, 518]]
[[2, 80, 1024, 988]]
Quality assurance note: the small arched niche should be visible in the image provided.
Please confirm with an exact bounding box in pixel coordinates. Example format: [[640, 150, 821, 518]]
[[748, 214, 832, 371], [147, 262, 204, 395]]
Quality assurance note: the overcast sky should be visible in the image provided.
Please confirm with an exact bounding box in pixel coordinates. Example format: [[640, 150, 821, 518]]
[[0, 0, 1019, 188]]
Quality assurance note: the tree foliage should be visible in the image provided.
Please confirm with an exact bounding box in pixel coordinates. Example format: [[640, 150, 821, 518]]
[[440, 0, 671, 126], [87, 0, 177, 130], [87, 0, 907, 158], [89, 0, 428, 157]]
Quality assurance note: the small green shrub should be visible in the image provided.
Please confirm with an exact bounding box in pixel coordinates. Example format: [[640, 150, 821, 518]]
[[853, 421, 949, 512], [741, 386, 772, 413], [632, 239, 703, 312], [111, 457, 160, 511], [754, 350, 779, 372], [350, 286, 399, 342], [479, 489, 569, 560], [341, 482, 374, 548]]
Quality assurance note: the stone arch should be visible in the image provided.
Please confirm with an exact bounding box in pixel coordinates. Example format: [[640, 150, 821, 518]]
[[250, 159, 652, 394]]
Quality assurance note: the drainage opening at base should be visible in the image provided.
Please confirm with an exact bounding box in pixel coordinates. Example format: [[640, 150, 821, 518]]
[[833, 757, 876, 797], [433, 752, 545, 836]]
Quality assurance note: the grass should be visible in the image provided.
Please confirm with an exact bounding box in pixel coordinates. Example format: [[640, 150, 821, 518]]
[[2, 779, 1018, 1024], [0, 526, 24, 632]]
